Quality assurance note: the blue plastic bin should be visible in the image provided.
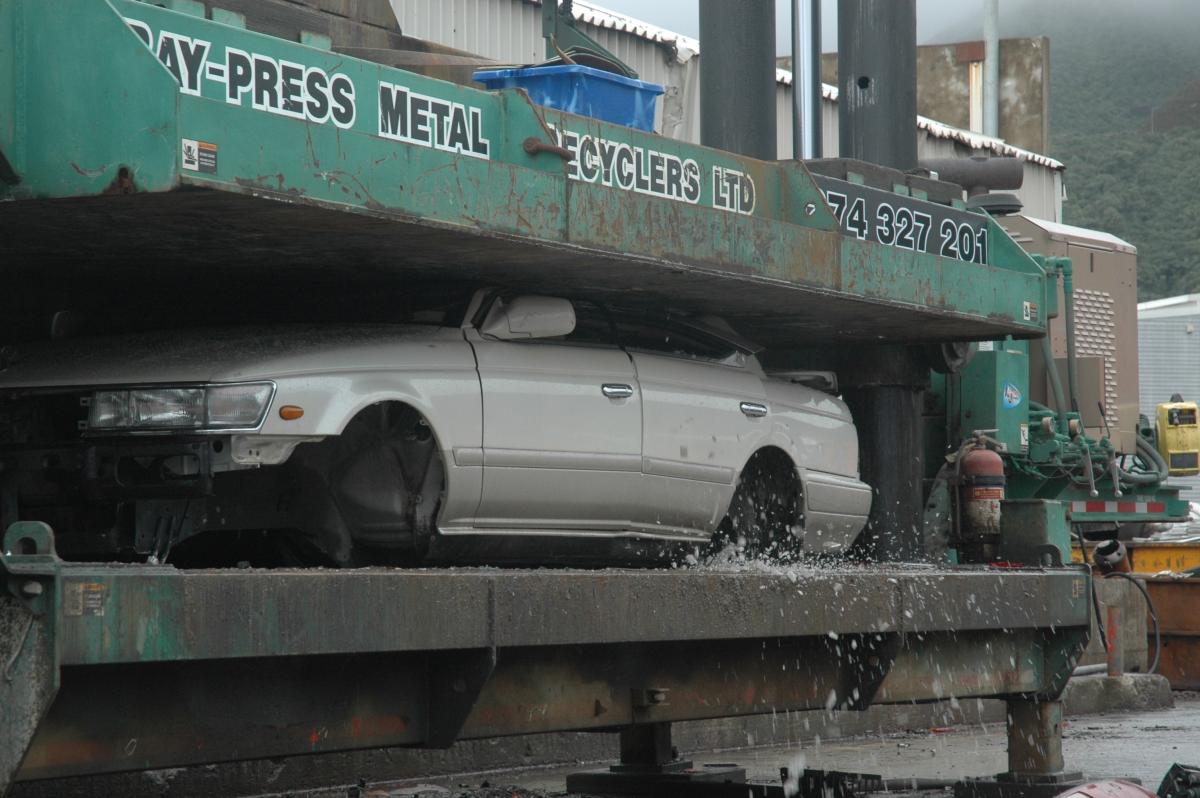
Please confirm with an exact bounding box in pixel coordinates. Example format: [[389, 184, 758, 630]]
[[473, 65, 664, 132]]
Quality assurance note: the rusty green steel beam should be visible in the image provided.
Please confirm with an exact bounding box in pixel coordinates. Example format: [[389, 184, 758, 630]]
[[40, 565, 1089, 666], [0, 529, 1091, 790], [0, 0, 1050, 345], [2, 555, 1088, 785]]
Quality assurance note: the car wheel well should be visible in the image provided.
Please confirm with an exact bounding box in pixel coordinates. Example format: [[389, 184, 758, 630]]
[[711, 446, 805, 560], [741, 446, 802, 495], [344, 398, 447, 520], [288, 400, 446, 564], [343, 400, 437, 439]]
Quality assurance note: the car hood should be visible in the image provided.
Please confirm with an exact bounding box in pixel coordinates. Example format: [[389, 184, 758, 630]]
[[0, 325, 465, 388]]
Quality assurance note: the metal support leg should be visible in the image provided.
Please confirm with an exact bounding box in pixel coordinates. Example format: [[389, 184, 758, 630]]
[[956, 699, 1082, 798], [1006, 700, 1065, 777], [840, 345, 930, 562], [566, 721, 746, 795], [616, 722, 678, 770], [1105, 605, 1124, 677]]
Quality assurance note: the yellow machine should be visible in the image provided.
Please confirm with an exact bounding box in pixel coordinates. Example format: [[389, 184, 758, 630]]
[[1157, 399, 1200, 476]]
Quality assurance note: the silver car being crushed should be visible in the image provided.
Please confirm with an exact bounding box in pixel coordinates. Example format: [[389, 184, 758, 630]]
[[0, 289, 871, 566]]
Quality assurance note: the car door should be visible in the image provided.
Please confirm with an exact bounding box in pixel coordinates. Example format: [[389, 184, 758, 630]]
[[468, 298, 643, 532], [614, 315, 769, 538]]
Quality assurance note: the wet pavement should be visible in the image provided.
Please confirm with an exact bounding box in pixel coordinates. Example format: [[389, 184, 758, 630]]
[[358, 695, 1200, 797]]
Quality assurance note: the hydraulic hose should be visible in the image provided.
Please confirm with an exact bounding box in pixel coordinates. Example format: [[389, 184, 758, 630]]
[[1057, 259, 1082, 414], [1114, 436, 1170, 487], [1138, 433, 1170, 477], [1133, 435, 1169, 481], [1040, 334, 1069, 434], [1075, 525, 1109, 653]]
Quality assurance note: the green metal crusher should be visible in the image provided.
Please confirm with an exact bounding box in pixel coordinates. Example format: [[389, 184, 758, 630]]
[[925, 254, 1188, 566]]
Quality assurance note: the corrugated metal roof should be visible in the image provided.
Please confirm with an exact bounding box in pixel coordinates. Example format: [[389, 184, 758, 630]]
[[914, 114, 1064, 171], [775, 69, 1062, 170], [1019, 217, 1134, 252], [1139, 294, 1200, 317], [525, 0, 699, 62]]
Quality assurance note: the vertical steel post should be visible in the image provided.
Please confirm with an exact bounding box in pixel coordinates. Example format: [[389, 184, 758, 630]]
[[836, 0, 917, 170], [841, 346, 928, 562], [618, 723, 676, 767], [1006, 700, 1065, 776], [699, 0, 778, 160], [1106, 604, 1124, 676], [983, 0, 1001, 138], [791, 0, 822, 159], [835, 2, 923, 560]]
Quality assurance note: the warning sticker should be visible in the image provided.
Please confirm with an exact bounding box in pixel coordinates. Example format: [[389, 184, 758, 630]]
[[1022, 300, 1039, 322], [970, 486, 1005, 501], [64, 582, 106, 617], [1002, 381, 1024, 409], [181, 138, 218, 173]]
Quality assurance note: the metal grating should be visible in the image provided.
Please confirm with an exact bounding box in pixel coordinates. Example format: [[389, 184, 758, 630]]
[[1073, 287, 1119, 428]]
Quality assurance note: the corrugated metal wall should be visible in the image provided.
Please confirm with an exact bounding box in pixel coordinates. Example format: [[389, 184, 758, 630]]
[[1138, 315, 1200, 493], [1139, 316, 1200, 417], [392, 0, 1064, 221]]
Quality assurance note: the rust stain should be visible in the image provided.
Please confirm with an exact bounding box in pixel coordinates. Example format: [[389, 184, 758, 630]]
[[101, 166, 136, 196], [304, 124, 320, 169], [70, 162, 106, 178], [235, 174, 306, 199], [321, 170, 387, 212]]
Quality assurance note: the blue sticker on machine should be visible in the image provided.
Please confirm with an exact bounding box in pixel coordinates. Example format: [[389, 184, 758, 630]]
[[1002, 381, 1023, 409]]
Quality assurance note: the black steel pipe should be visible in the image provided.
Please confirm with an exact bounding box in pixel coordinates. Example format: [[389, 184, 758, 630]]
[[699, 0, 777, 160], [837, 0, 917, 170], [920, 156, 1025, 197], [840, 345, 929, 562]]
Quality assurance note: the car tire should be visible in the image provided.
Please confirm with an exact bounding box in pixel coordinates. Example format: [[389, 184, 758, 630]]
[[711, 450, 804, 561]]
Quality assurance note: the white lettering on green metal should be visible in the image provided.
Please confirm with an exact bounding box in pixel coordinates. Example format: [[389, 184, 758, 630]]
[[548, 125, 759, 215], [125, 16, 356, 129], [377, 81, 491, 159]]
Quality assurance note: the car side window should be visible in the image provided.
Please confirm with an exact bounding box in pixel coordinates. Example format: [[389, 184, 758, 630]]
[[614, 317, 738, 362], [564, 301, 617, 347]]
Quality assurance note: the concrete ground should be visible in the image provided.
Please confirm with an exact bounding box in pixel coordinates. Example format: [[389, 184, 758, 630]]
[[371, 695, 1200, 798], [695, 697, 1200, 787]]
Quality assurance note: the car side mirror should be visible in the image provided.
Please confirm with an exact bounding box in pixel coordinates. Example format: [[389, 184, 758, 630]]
[[479, 295, 576, 340]]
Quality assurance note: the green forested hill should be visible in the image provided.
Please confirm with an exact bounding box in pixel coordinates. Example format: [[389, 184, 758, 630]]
[[933, 0, 1200, 299], [1056, 127, 1200, 299]]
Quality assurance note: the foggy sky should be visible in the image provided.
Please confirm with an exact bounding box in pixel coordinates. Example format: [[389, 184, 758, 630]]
[[591, 0, 986, 54]]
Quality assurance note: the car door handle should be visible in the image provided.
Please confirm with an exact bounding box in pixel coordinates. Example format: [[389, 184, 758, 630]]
[[740, 401, 768, 418], [602, 383, 635, 399]]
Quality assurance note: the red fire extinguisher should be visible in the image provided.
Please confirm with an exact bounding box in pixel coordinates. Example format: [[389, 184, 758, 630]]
[[958, 445, 1005, 561]]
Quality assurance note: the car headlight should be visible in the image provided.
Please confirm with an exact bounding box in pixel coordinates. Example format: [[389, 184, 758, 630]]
[[88, 383, 274, 431]]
